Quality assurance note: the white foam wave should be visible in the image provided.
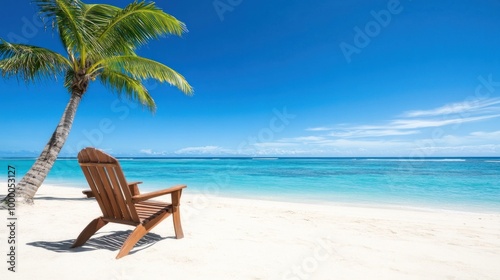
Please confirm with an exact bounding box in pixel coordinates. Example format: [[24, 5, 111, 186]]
[[365, 159, 466, 162]]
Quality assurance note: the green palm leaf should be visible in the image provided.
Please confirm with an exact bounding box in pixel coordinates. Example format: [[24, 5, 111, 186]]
[[33, 0, 87, 59], [81, 3, 134, 59], [0, 39, 70, 82], [81, 4, 121, 42], [93, 1, 187, 56], [96, 55, 193, 94], [99, 69, 156, 110], [82, 4, 121, 28]]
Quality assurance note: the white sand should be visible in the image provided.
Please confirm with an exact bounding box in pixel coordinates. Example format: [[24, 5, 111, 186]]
[[1, 184, 500, 279]]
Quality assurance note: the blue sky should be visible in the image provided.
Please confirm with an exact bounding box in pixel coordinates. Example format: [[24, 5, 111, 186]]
[[1, 0, 500, 157]]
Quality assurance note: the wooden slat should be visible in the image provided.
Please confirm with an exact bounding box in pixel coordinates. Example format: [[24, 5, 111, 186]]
[[79, 149, 111, 217], [101, 167, 123, 219], [102, 218, 139, 226], [106, 166, 132, 221], [80, 166, 107, 215], [113, 166, 140, 223], [138, 200, 168, 206], [135, 202, 172, 221], [136, 209, 166, 216], [136, 203, 168, 209], [95, 149, 124, 220], [142, 209, 171, 231], [134, 203, 166, 211], [85, 150, 114, 218], [79, 162, 120, 167]]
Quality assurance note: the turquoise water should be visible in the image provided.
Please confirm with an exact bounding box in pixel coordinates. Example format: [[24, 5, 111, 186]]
[[2, 157, 500, 212]]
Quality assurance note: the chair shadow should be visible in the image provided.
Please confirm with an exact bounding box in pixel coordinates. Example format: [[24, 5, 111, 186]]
[[34, 196, 90, 201], [27, 230, 174, 256], [0, 195, 89, 205]]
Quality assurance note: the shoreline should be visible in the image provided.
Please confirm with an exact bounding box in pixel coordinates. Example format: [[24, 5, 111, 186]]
[[8, 180, 500, 215], [1, 183, 500, 279], [5, 182, 497, 214], [3, 156, 499, 215]]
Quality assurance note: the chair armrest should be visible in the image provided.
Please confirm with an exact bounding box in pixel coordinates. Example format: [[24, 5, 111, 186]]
[[132, 185, 186, 203], [82, 189, 95, 198], [128, 181, 143, 196]]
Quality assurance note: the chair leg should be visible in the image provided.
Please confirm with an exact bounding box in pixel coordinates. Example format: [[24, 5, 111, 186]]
[[71, 217, 108, 248], [115, 210, 173, 259], [172, 208, 184, 239], [116, 224, 148, 259], [171, 190, 184, 239]]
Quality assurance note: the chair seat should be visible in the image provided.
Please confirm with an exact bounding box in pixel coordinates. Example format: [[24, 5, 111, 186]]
[[135, 200, 173, 223]]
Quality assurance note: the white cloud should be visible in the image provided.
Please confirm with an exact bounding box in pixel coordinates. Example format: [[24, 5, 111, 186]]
[[329, 129, 419, 138], [403, 98, 500, 117], [139, 149, 164, 155], [168, 99, 500, 157], [410, 144, 500, 155], [175, 146, 229, 155], [305, 127, 332, 131], [317, 138, 409, 149], [140, 149, 152, 154], [247, 98, 500, 156], [387, 114, 500, 129], [254, 142, 298, 148], [251, 148, 310, 156], [279, 136, 326, 142], [469, 130, 500, 138], [323, 99, 500, 138]]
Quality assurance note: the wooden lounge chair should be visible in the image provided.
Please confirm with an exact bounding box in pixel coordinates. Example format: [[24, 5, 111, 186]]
[[71, 147, 186, 259]]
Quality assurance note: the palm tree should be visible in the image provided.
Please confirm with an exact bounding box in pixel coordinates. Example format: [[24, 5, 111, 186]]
[[0, 0, 193, 204]]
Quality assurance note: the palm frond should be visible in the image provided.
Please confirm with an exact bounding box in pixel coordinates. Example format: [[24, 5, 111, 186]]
[[82, 3, 120, 28], [33, 0, 86, 57], [63, 68, 75, 91], [81, 3, 135, 60], [94, 1, 187, 55], [98, 55, 193, 95], [0, 39, 70, 82], [81, 4, 120, 39], [99, 69, 156, 111]]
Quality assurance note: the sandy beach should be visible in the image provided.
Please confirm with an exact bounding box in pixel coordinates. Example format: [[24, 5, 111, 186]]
[[1, 184, 500, 279]]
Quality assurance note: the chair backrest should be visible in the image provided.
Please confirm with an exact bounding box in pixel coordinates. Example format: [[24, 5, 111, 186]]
[[78, 147, 140, 224]]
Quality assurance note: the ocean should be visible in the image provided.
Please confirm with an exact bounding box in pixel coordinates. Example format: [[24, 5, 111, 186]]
[[2, 157, 500, 212]]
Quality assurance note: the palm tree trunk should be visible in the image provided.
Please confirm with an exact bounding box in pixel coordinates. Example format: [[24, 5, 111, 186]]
[[15, 93, 82, 204]]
